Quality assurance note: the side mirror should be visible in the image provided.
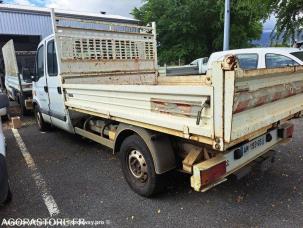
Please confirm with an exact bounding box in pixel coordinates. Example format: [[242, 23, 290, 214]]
[[22, 68, 33, 82]]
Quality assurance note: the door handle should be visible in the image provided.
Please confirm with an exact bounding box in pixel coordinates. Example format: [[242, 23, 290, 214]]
[[57, 87, 62, 94], [44, 86, 48, 93]]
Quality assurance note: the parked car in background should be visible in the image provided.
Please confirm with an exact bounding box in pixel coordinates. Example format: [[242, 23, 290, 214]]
[[159, 57, 209, 76], [0, 93, 11, 205], [188, 57, 209, 74], [207, 48, 303, 73]]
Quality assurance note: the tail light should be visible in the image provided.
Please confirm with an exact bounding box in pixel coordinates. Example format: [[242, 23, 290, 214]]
[[278, 122, 294, 139], [200, 161, 227, 186]]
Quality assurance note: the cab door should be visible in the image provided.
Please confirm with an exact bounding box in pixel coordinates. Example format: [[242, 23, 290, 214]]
[[34, 43, 51, 123], [45, 38, 67, 126]]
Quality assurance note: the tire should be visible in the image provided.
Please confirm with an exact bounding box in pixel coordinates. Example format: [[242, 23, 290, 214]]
[[34, 106, 49, 131], [119, 134, 164, 197]]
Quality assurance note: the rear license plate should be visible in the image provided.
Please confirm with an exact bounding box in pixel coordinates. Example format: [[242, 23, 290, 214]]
[[225, 129, 279, 173], [241, 136, 266, 154]]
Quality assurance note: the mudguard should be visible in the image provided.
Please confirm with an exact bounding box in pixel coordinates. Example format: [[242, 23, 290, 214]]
[[114, 124, 176, 174]]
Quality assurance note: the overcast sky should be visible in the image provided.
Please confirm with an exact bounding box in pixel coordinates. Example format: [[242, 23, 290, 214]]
[[5, 0, 143, 17]]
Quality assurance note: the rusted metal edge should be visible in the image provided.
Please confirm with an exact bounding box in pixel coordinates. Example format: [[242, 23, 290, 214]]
[[235, 65, 303, 78], [56, 25, 153, 36], [157, 75, 211, 86], [55, 16, 151, 31], [233, 81, 303, 114], [60, 58, 155, 63], [61, 70, 157, 78], [151, 98, 204, 118]]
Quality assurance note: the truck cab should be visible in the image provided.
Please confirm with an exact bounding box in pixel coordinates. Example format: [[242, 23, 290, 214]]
[[32, 35, 73, 133]]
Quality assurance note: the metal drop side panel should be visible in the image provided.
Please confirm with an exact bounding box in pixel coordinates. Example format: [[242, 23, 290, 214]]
[[64, 84, 214, 142], [224, 66, 303, 146]]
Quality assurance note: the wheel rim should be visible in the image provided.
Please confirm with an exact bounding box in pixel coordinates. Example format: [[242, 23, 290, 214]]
[[128, 150, 148, 183]]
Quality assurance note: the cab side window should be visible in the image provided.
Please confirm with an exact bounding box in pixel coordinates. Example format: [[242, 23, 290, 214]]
[[47, 40, 58, 76], [265, 53, 299, 68], [36, 45, 44, 80]]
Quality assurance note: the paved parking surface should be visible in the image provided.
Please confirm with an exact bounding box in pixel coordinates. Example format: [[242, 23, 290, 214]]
[[0, 117, 303, 227]]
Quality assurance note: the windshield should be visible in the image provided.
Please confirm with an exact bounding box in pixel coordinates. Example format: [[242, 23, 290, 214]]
[[290, 51, 303, 62]]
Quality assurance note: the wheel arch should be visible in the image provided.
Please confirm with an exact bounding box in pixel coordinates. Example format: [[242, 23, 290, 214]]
[[114, 124, 176, 174]]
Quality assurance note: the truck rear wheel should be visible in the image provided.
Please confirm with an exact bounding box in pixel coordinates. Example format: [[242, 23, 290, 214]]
[[119, 134, 164, 197], [34, 106, 49, 132]]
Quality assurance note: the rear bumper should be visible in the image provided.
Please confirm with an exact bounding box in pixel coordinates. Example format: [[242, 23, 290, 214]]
[[225, 129, 280, 174], [191, 126, 291, 192], [0, 154, 9, 203]]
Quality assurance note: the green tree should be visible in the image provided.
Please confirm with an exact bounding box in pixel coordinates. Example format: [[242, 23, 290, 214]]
[[132, 0, 270, 65], [268, 0, 303, 43]]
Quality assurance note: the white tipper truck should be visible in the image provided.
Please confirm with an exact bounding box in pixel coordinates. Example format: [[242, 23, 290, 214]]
[[8, 10, 303, 197], [2, 40, 35, 113]]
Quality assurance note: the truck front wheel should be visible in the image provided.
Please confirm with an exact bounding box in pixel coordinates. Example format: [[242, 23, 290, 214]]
[[119, 134, 164, 197], [34, 106, 49, 132]]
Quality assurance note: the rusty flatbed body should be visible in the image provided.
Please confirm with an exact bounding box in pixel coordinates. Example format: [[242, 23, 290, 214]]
[[26, 10, 303, 195]]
